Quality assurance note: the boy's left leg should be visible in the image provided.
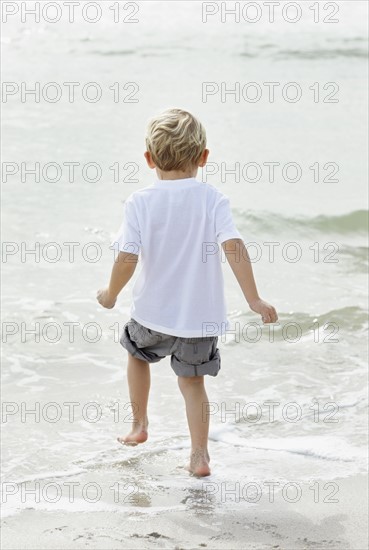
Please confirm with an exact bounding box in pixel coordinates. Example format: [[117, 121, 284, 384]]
[[117, 352, 150, 446], [177, 375, 211, 477]]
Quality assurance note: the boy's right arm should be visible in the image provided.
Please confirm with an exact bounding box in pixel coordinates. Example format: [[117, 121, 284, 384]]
[[222, 238, 278, 324], [97, 251, 138, 309]]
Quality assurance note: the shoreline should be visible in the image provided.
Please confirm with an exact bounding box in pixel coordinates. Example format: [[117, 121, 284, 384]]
[[1, 474, 367, 549]]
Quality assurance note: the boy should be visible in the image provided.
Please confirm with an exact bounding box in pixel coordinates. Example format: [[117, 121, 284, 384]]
[[97, 108, 277, 477]]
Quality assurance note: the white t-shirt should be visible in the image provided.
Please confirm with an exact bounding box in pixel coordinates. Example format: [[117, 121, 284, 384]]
[[110, 177, 243, 337]]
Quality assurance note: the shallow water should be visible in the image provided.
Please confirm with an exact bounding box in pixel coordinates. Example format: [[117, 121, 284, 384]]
[[1, 0, 368, 524]]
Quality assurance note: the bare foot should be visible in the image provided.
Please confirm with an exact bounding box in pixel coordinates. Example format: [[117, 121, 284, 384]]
[[117, 423, 148, 446], [185, 449, 211, 477]]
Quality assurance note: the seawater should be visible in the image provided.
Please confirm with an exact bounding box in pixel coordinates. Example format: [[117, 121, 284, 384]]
[[1, 1, 368, 518]]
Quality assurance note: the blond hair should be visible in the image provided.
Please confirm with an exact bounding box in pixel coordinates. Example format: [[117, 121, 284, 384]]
[[145, 108, 207, 171]]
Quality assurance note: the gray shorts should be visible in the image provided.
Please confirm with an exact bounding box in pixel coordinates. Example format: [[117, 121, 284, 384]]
[[120, 318, 221, 377]]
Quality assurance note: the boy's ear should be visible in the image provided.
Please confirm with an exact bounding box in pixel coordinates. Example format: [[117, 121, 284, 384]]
[[198, 149, 209, 167], [144, 151, 156, 169]]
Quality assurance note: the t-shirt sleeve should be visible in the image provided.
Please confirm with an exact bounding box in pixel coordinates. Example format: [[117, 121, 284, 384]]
[[109, 198, 141, 255], [215, 195, 243, 245]]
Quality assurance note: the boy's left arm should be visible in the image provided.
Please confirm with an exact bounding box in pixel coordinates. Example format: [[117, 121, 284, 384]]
[[97, 252, 138, 309]]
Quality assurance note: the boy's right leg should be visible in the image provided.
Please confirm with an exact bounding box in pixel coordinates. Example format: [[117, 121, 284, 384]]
[[117, 352, 150, 446]]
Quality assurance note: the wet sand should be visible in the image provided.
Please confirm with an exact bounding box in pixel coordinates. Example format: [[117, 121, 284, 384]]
[[1, 474, 367, 549]]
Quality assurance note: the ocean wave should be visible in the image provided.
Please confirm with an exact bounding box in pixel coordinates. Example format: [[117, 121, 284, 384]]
[[276, 47, 368, 60], [209, 426, 367, 465], [230, 305, 368, 333], [90, 49, 136, 56], [235, 209, 368, 236]]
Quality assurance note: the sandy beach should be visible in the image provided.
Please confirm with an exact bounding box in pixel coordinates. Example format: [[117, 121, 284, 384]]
[[1, 474, 367, 549]]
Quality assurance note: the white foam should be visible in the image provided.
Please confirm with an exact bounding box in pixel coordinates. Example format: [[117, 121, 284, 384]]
[[209, 425, 367, 464], [1, 497, 187, 519]]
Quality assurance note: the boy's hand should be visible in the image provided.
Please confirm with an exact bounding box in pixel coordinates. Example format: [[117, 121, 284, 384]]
[[96, 288, 116, 309], [248, 298, 278, 324]]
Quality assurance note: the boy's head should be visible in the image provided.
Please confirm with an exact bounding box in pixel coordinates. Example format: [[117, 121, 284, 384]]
[[145, 108, 208, 174]]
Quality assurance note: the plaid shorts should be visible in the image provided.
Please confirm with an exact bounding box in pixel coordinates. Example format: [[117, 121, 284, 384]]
[[120, 318, 221, 377]]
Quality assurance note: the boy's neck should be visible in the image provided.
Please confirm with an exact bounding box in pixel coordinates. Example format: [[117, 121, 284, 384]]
[[155, 168, 198, 181]]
